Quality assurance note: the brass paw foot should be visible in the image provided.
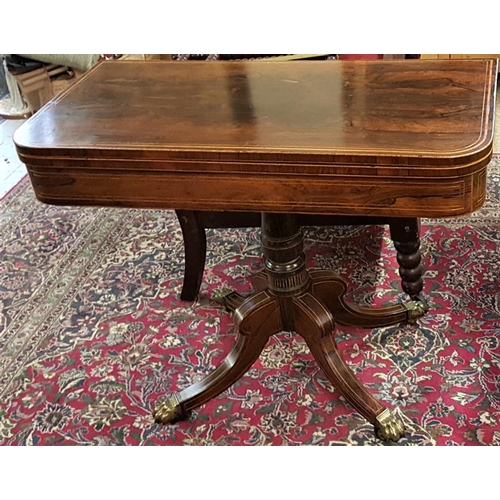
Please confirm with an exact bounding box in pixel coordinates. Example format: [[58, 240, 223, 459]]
[[404, 296, 429, 323], [374, 409, 405, 441], [152, 395, 189, 424]]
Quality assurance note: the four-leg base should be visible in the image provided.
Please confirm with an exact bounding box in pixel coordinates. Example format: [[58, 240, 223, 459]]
[[154, 213, 428, 442], [153, 269, 428, 441]]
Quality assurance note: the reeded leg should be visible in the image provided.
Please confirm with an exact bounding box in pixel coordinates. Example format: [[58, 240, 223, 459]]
[[212, 272, 267, 313], [176, 210, 206, 302], [309, 269, 425, 328], [153, 290, 281, 423], [292, 292, 405, 441]]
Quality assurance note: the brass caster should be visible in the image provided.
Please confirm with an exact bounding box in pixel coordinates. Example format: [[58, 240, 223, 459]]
[[152, 395, 190, 424], [404, 296, 429, 324], [374, 409, 405, 442]]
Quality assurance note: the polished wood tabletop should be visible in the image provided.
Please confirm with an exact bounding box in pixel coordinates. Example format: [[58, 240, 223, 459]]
[[14, 59, 498, 217]]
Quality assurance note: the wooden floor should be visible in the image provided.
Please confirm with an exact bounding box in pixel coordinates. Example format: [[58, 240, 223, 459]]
[[0, 118, 27, 199]]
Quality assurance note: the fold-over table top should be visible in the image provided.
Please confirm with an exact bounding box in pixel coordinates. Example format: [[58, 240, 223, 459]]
[[15, 59, 498, 168], [13, 59, 499, 217]]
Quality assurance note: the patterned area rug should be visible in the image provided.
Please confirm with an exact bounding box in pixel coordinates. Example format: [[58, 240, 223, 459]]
[[1, 158, 500, 446]]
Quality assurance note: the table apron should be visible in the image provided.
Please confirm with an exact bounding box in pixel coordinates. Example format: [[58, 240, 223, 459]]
[[25, 165, 488, 218]]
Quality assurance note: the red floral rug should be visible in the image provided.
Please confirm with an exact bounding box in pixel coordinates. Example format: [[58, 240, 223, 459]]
[[1, 157, 500, 446]]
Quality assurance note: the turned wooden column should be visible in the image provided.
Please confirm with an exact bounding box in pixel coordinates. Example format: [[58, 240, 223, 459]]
[[261, 213, 309, 329]]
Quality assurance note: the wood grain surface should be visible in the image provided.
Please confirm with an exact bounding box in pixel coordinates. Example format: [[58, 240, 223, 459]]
[[14, 59, 498, 217]]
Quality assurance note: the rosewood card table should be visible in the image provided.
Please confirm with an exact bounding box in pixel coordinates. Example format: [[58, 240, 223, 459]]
[[14, 59, 498, 441]]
